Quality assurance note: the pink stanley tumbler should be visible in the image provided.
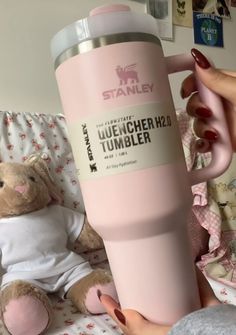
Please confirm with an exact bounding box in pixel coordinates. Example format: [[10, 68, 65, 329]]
[[51, 4, 232, 325]]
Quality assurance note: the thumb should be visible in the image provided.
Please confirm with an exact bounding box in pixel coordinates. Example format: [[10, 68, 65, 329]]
[[192, 49, 236, 105], [100, 293, 171, 335]]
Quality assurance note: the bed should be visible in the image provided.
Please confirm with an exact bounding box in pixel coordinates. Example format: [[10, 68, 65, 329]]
[[0, 110, 124, 335], [0, 109, 235, 335]]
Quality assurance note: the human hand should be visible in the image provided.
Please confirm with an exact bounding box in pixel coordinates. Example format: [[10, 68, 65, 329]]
[[98, 268, 220, 335], [181, 48, 236, 152]]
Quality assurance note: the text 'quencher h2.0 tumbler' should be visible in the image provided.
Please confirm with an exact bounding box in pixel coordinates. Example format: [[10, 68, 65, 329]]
[[51, 4, 232, 325]]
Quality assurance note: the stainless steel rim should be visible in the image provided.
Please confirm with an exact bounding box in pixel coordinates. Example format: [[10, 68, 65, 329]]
[[54, 32, 161, 69]]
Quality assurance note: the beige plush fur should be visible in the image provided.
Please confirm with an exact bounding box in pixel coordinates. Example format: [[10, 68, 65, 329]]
[[79, 217, 104, 250], [0, 162, 51, 217], [67, 269, 112, 313], [1, 281, 52, 333], [0, 156, 113, 334]]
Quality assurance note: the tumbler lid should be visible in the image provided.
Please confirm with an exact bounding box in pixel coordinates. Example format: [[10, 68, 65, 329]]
[[89, 4, 131, 16], [51, 4, 159, 63]]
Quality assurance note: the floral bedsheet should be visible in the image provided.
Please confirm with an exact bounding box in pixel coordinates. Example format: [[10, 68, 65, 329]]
[[48, 296, 123, 335]]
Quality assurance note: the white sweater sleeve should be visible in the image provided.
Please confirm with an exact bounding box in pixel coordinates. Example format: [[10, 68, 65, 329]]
[[168, 305, 236, 335]]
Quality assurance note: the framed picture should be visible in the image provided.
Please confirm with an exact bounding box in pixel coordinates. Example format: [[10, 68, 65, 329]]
[[173, 0, 193, 27], [193, 0, 231, 19], [148, 0, 173, 40]]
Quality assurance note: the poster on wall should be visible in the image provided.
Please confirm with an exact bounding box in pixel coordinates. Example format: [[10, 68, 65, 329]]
[[193, 12, 224, 47], [173, 0, 193, 27], [148, 0, 173, 40], [193, 0, 231, 19]]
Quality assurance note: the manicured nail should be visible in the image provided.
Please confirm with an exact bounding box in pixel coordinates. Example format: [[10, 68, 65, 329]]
[[180, 87, 187, 99], [195, 107, 212, 118], [114, 309, 126, 326], [97, 289, 102, 301], [204, 130, 218, 141], [191, 48, 211, 69]]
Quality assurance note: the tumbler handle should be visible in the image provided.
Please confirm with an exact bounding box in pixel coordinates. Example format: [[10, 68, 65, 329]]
[[165, 53, 232, 185]]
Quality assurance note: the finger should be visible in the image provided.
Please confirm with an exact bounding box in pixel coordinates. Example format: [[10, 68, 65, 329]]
[[99, 294, 128, 333], [196, 268, 220, 307], [100, 294, 171, 335], [186, 93, 217, 140], [199, 67, 236, 105], [186, 92, 212, 118], [100, 295, 148, 334], [193, 118, 217, 143], [192, 49, 236, 105], [181, 73, 197, 98], [115, 309, 170, 335], [221, 69, 236, 78], [99, 293, 120, 315], [100, 294, 149, 332], [181, 69, 236, 99], [185, 93, 216, 152], [195, 139, 211, 153], [223, 102, 236, 152]]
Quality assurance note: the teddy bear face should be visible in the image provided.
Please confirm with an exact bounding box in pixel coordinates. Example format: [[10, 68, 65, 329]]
[[0, 162, 51, 218]]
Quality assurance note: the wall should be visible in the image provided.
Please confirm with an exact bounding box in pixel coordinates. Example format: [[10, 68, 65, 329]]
[[0, 0, 235, 115], [162, 7, 236, 109]]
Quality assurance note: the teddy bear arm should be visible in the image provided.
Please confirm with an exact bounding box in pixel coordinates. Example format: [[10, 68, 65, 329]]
[[77, 217, 104, 250]]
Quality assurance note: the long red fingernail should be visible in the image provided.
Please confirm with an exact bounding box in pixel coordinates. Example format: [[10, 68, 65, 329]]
[[180, 87, 187, 99], [114, 309, 126, 326], [204, 130, 218, 141], [191, 48, 211, 69], [195, 107, 212, 118]]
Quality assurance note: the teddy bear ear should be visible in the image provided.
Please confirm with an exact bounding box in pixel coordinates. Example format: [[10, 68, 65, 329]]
[[24, 154, 63, 205]]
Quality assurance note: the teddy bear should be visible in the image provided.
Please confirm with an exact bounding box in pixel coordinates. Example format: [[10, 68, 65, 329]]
[[0, 155, 118, 335]]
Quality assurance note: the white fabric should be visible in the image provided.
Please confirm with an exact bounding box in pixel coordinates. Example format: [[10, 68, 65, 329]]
[[10, 263, 93, 298], [0, 205, 92, 289]]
